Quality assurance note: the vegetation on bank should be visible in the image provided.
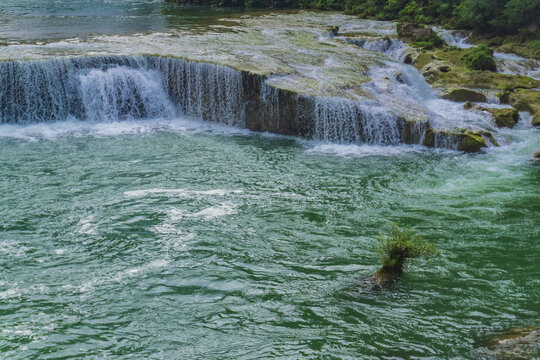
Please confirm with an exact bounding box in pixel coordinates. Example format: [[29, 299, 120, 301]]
[[373, 224, 439, 285], [165, 0, 539, 38]]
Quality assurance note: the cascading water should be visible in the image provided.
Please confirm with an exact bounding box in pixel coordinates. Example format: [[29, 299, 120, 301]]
[[0, 53, 508, 151], [79, 66, 175, 122], [494, 52, 540, 81], [309, 97, 403, 145], [432, 27, 474, 49], [0, 55, 432, 147], [0, 56, 167, 123], [347, 38, 411, 63]]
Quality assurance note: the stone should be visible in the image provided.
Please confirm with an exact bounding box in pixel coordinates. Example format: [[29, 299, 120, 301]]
[[533, 151, 540, 159], [479, 327, 540, 360], [421, 126, 493, 152], [373, 268, 401, 287], [442, 88, 487, 103], [397, 23, 432, 40], [463, 102, 519, 128]]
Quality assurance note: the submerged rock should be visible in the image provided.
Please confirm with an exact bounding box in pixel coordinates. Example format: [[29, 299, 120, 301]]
[[372, 267, 401, 287], [463, 102, 519, 128], [442, 88, 487, 103], [479, 327, 540, 360]]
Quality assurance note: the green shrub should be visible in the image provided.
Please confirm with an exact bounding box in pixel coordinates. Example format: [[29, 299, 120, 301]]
[[412, 32, 445, 49], [376, 224, 439, 274], [462, 44, 497, 71]]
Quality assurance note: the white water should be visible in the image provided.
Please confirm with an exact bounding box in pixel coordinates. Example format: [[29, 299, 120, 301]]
[[432, 27, 474, 49], [79, 66, 176, 121], [348, 38, 411, 63], [494, 52, 540, 80]]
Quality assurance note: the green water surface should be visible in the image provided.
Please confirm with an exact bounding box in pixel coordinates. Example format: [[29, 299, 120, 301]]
[[1, 119, 539, 358]]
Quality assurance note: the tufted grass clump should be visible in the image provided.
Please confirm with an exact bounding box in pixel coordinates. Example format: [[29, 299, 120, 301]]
[[462, 44, 497, 71], [374, 224, 439, 285]]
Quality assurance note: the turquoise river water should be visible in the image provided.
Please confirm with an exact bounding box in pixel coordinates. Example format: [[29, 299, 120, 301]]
[[0, 1, 539, 359]]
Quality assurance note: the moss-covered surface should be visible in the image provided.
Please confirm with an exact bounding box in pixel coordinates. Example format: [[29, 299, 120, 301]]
[[413, 48, 539, 91], [499, 89, 540, 126], [463, 102, 519, 128], [442, 88, 486, 102]]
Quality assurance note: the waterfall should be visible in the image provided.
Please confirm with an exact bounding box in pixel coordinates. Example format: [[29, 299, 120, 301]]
[[79, 66, 175, 122], [494, 52, 540, 81], [153, 57, 245, 127], [432, 27, 473, 49], [0, 56, 165, 123], [347, 38, 410, 63], [0, 55, 486, 150], [308, 96, 403, 144]]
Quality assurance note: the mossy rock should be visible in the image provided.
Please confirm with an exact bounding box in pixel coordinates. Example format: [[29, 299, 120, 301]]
[[422, 126, 494, 152], [499, 89, 540, 126], [463, 102, 519, 128], [442, 88, 487, 103], [489, 108, 520, 128], [417, 48, 540, 90], [396, 23, 444, 49], [458, 130, 488, 152], [479, 327, 540, 360]]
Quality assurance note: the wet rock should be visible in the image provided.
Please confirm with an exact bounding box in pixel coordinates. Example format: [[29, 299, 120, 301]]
[[533, 151, 540, 160], [463, 102, 519, 128], [421, 61, 452, 82], [498, 89, 540, 126], [422, 126, 493, 152], [397, 23, 434, 41], [327, 26, 339, 37], [373, 268, 401, 287], [489, 108, 520, 128], [442, 88, 487, 103], [457, 130, 489, 152], [479, 327, 540, 360]]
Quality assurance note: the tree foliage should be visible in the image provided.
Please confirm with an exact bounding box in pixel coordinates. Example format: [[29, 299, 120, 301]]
[[166, 0, 540, 36]]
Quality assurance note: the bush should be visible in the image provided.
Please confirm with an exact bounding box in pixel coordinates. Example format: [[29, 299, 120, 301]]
[[462, 44, 497, 71], [376, 224, 439, 274]]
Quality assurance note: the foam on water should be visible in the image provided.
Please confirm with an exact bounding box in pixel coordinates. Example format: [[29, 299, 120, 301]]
[[305, 143, 446, 157], [0, 116, 254, 141], [124, 188, 243, 198], [432, 27, 474, 49]]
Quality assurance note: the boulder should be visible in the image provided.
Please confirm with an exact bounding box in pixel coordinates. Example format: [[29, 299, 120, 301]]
[[442, 88, 487, 103], [327, 26, 339, 37], [489, 108, 520, 128], [421, 61, 452, 82], [458, 130, 488, 152], [499, 89, 540, 126], [533, 151, 540, 159], [463, 102, 519, 128], [422, 126, 494, 152], [479, 327, 540, 360], [397, 23, 433, 41]]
